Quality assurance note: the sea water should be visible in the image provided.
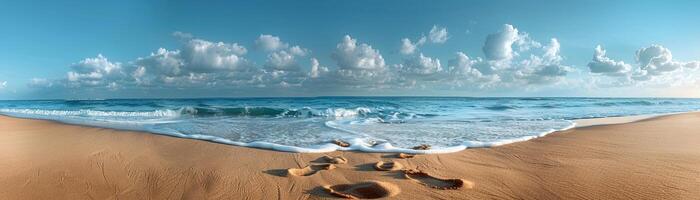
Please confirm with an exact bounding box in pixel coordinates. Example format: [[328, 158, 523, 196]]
[[1, 97, 699, 153]]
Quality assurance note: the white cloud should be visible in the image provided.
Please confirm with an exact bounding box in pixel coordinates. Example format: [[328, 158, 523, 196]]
[[481, 24, 545, 62], [305, 35, 394, 90], [181, 38, 248, 72], [428, 25, 448, 44], [393, 26, 569, 89], [264, 50, 299, 71], [65, 54, 126, 88], [254, 35, 310, 73], [0, 81, 6, 89], [514, 33, 542, 52], [517, 62, 571, 84], [289, 45, 308, 56], [685, 61, 700, 69], [448, 52, 483, 77], [587, 45, 632, 76], [308, 58, 328, 78], [543, 38, 562, 63], [398, 53, 442, 75], [255, 34, 288, 52], [468, 25, 570, 86], [512, 49, 570, 85], [128, 36, 251, 87], [400, 35, 427, 55], [635, 45, 684, 76], [586, 44, 700, 87], [482, 24, 521, 61], [399, 25, 448, 55], [332, 35, 386, 70], [400, 37, 423, 55], [135, 48, 183, 77]]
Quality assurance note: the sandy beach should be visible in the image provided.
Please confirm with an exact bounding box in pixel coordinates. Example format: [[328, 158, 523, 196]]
[[1, 113, 699, 199]]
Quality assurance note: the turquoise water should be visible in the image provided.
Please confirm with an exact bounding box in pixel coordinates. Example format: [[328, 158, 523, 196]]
[[1, 97, 699, 153]]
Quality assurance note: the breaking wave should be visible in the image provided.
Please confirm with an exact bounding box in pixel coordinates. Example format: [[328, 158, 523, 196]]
[[1, 97, 699, 153]]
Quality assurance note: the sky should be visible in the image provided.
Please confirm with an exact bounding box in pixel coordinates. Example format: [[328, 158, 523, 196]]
[[1, 0, 700, 99]]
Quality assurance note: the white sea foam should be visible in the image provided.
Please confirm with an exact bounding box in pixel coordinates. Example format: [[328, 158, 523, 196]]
[[0, 108, 182, 118], [324, 107, 371, 117], [1, 97, 698, 154]]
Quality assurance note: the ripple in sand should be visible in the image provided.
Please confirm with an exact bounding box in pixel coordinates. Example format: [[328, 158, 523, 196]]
[[286, 164, 336, 176], [373, 161, 403, 171], [323, 180, 400, 199], [403, 169, 473, 190]]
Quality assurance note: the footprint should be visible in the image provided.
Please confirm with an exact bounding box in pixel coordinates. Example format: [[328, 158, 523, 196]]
[[323, 180, 400, 199], [373, 161, 403, 171], [322, 155, 348, 164], [396, 153, 415, 159], [286, 164, 336, 177], [402, 169, 473, 190]]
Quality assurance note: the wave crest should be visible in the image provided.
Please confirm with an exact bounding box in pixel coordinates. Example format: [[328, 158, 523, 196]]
[[0, 106, 379, 119]]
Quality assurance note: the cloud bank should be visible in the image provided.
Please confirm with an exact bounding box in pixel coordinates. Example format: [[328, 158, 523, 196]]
[[25, 24, 700, 98]]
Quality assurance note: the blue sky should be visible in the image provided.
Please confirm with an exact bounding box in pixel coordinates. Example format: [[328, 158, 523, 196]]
[[1, 0, 699, 99]]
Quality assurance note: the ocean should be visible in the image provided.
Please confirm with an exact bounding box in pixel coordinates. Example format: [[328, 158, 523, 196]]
[[1, 97, 699, 153]]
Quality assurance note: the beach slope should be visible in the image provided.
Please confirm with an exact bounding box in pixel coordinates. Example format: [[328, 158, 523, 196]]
[[1, 113, 699, 199]]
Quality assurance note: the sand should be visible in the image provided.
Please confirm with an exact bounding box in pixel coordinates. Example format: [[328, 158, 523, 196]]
[[1, 113, 699, 199]]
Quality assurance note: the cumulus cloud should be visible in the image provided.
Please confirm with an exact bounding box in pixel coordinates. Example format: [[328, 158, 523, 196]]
[[542, 38, 562, 63], [446, 52, 500, 86], [392, 25, 569, 89], [129, 36, 252, 88], [515, 61, 571, 84], [289, 46, 309, 56], [448, 52, 482, 77], [482, 24, 520, 60], [259, 35, 309, 72], [308, 58, 328, 78], [399, 37, 426, 55], [301, 35, 398, 90], [134, 48, 183, 77], [399, 25, 448, 55], [586, 44, 700, 87], [65, 54, 126, 88], [464, 25, 570, 86], [255, 34, 288, 51], [481, 24, 544, 62], [428, 25, 448, 44], [181, 38, 248, 72], [635, 45, 685, 76], [510, 38, 570, 84], [332, 35, 385, 70], [264, 50, 300, 71], [587, 45, 632, 76], [398, 53, 442, 75]]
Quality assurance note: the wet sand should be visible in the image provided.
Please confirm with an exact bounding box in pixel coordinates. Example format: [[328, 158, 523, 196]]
[[1, 113, 699, 199]]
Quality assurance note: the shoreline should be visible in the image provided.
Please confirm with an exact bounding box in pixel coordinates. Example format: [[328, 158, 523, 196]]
[[1, 112, 700, 199], [572, 110, 699, 128], [1, 111, 695, 154]]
